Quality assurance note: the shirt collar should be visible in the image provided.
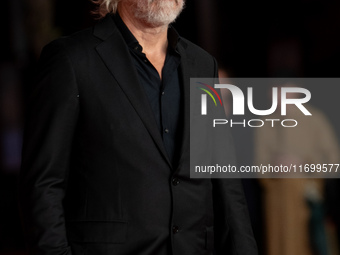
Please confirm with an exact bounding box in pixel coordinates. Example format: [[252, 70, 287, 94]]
[[112, 12, 180, 53]]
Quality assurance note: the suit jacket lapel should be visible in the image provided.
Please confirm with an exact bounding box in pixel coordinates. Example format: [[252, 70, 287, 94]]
[[176, 40, 196, 171], [93, 15, 172, 167]]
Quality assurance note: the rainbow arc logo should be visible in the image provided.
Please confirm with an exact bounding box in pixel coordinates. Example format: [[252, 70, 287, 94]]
[[196, 82, 223, 115]]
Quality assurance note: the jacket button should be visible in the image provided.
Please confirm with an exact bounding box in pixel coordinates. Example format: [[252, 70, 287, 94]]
[[172, 225, 180, 234], [172, 178, 180, 186]]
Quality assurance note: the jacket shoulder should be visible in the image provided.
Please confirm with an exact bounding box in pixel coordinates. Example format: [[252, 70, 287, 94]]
[[40, 15, 117, 59], [178, 37, 218, 77], [41, 27, 98, 56]]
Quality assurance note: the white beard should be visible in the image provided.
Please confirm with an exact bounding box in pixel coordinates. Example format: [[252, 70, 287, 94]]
[[129, 0, 185, 27]]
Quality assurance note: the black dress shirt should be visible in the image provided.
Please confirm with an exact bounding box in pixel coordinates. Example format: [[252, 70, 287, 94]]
[[113, 13, 183, 166]]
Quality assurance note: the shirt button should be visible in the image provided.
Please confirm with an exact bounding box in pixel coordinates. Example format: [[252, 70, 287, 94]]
[[164, 128, 169, 133], [172, 225, 180, 234], [172, 178, 180, 186], [161, 91, 165, 96]]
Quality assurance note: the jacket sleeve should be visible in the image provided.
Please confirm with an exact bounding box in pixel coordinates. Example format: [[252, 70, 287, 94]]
[[19, 40, 79, 255], [212, 178, 258, 255], [211, 57, 258, 255]]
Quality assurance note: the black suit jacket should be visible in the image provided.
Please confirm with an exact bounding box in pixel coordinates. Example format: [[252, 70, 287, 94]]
[[19, 15, 257, 255]]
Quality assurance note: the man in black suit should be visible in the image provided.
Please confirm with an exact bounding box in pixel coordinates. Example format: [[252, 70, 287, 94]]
[[19, 0, 257, 254]]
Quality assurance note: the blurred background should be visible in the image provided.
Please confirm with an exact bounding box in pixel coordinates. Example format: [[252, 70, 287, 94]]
[[1, 0, 340, 254]]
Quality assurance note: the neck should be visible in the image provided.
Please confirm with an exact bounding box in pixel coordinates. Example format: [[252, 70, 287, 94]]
[[118, 5, 168, 56], [117, 5, 169, 79]]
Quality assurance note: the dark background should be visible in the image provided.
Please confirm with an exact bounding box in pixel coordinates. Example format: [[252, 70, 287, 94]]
[[1, 0, 340, 254]]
